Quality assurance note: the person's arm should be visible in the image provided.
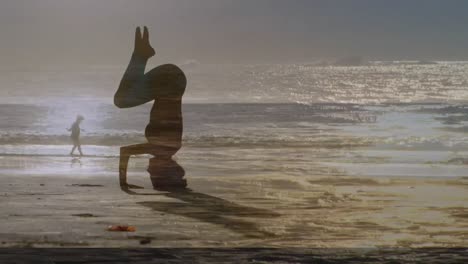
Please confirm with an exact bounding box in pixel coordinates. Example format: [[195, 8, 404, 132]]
[[114, 26, 155, 108], [119, 144, 146, 190]]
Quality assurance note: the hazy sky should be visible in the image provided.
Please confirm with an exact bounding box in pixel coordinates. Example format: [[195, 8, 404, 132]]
[[2, 0, 468, 67]]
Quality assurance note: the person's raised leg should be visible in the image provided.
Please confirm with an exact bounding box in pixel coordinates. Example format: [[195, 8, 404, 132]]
[[114, 26, 155, 108]]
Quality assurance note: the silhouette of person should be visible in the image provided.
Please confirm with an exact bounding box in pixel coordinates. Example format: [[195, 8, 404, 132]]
[[114, 26, 187, 191], [68, 115, 84, 156]]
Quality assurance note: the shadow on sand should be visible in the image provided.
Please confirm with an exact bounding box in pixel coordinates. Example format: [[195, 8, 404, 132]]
[[125, 189, 280, 238]]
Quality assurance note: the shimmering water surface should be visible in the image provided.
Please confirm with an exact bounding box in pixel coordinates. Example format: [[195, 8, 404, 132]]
[[1, 62, 468, 178]]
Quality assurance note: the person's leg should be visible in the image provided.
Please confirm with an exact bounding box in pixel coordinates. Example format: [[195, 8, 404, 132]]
[[77, 144, 83, 156], [114, 27, 155, 108], [70, 145, 77, 155]]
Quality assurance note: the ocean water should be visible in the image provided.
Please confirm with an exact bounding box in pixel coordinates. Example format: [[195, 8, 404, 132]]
[[1, 62, 468, 178]]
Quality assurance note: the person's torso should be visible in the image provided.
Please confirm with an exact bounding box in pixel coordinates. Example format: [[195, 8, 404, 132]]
[[71, 122, 80, 138]]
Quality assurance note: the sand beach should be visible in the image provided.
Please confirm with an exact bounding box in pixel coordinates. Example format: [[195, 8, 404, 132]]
[[0, 155, 466, 249]]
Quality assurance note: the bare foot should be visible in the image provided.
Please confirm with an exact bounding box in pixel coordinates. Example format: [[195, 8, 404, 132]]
[[134, 26, 155, 59]]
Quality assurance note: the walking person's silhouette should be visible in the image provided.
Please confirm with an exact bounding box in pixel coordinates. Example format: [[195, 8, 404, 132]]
[[68, 115, 84, 156]]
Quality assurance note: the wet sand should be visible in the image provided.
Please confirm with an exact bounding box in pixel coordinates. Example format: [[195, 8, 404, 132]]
[[0, 159, 467, 248]]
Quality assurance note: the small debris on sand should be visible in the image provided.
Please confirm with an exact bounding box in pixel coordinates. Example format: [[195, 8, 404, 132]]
[[72, 213, 97, 218], [107, 225, 136, 232], [68, 184, 104, 188], [139, 238, 152, 245]]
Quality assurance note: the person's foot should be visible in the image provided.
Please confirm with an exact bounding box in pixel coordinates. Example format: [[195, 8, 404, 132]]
[[134, 26, 155, 60]]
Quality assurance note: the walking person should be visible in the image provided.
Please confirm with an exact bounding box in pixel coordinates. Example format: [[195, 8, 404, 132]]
[[68, 115, 85, 156]]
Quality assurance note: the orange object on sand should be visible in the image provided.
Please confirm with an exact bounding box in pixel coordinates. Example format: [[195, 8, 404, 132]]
[[107, 225, 136, 232]]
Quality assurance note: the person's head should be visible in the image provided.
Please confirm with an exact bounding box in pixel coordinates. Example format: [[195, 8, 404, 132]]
[[76, 115, 84, 123]]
